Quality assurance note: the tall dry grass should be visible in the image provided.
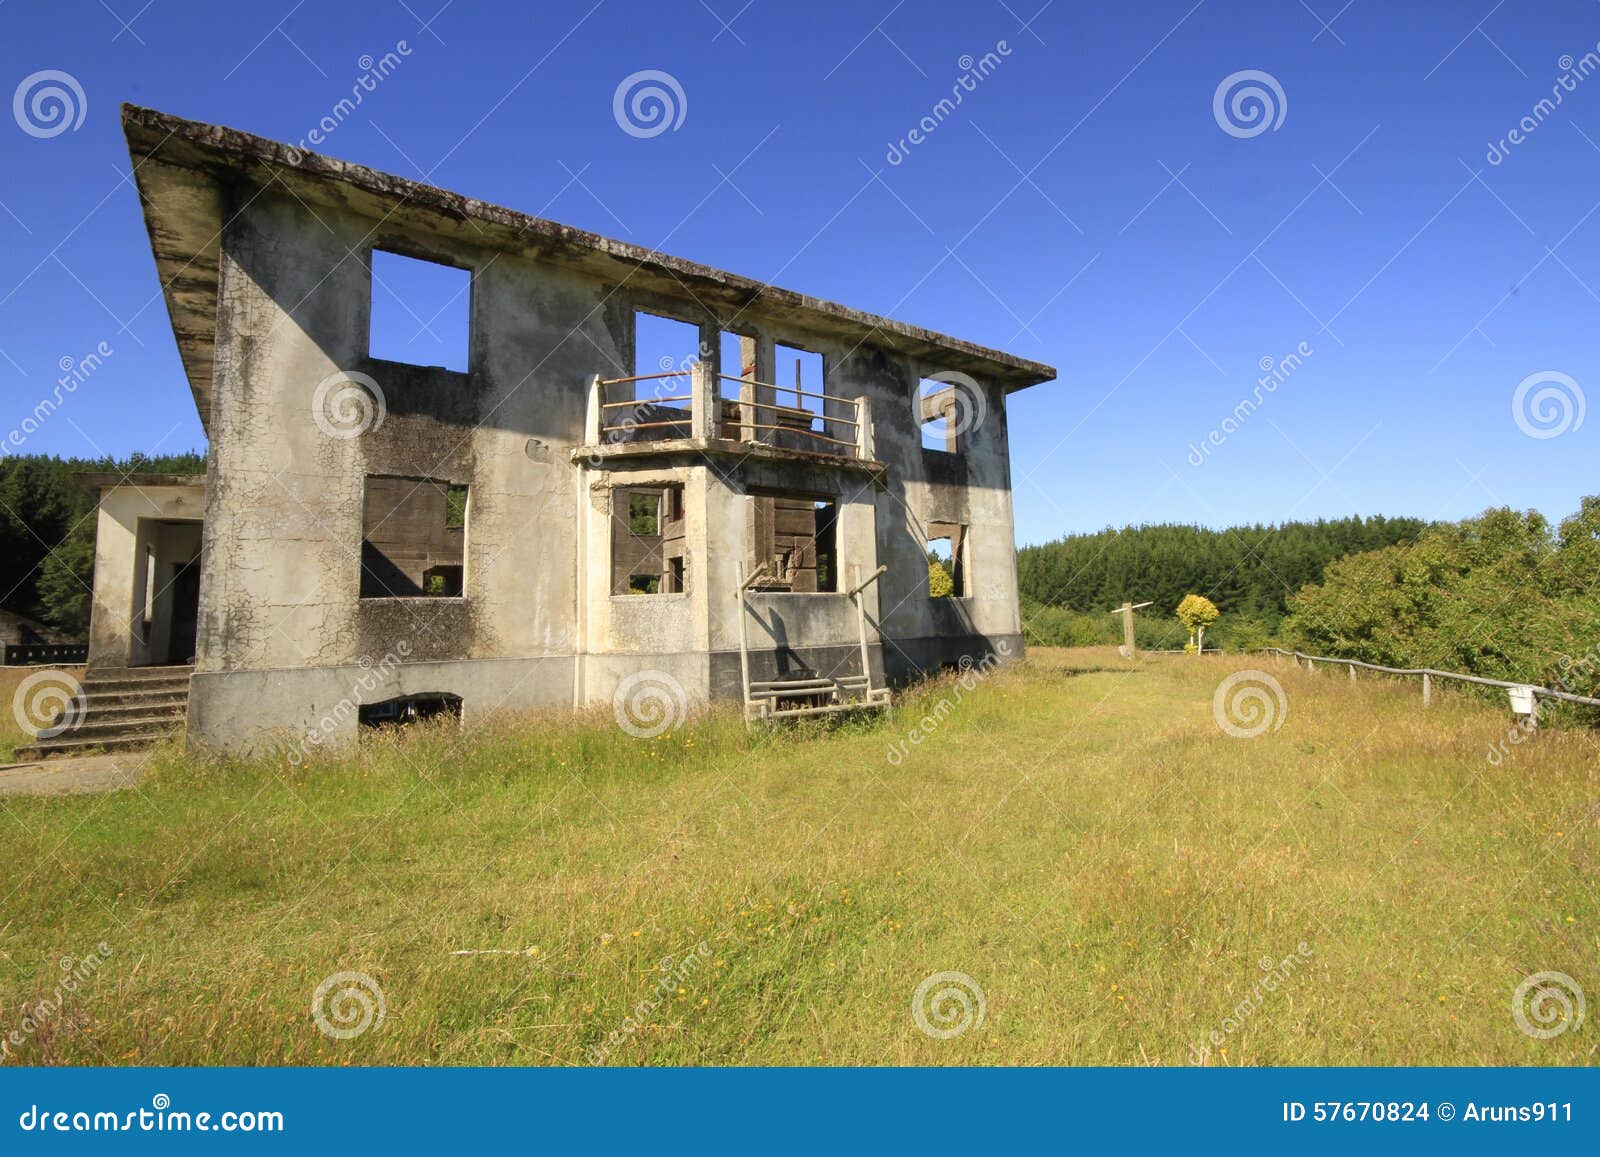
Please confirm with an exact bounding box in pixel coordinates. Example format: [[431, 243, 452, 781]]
[[0, 648, 1594, 1065]]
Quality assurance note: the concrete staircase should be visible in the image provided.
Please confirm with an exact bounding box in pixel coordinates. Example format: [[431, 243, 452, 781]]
[[13, 665, 191, 762]]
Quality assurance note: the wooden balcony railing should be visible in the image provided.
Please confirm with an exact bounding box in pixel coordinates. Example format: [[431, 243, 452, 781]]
[[586, 363, 874, 461]]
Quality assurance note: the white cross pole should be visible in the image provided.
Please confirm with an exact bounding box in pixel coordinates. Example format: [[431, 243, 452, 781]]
[[1110, 601, 1154, 658]]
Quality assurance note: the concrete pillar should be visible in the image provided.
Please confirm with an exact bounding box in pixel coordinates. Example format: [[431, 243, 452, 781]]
[[856, 395, 874, 460], [585, 375, 602, 444], [748, 334, 775, 444], [690, 362, 716, 439]]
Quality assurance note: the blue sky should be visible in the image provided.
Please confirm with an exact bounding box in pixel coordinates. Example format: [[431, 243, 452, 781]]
[[1, 0, 1596, 545]]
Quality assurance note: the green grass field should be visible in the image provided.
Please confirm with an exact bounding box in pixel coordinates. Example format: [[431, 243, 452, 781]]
[[1, 647, 1594, 1066]]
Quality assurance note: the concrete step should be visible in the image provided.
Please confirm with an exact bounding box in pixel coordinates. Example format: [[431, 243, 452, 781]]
[[82, 689, 189, 710], [86, 665, 193, 680], [62, 715, 185, 742], [14, 665, 193, 763], [12, 731, 175, 762], [77, 699, 187, 721], [82, 674, 193, 695]]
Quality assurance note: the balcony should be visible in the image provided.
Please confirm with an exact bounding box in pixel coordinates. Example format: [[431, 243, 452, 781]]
[[580, 363, 878, 469]]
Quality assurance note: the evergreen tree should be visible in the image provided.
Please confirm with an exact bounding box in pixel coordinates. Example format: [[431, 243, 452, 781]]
[[0, 451, 205, 636]]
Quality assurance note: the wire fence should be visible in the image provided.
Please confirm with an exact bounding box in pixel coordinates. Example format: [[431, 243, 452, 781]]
[[1254, 647, 1600, 712]]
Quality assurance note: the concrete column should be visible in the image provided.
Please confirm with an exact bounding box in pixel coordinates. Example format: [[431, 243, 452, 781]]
[[690, 362, 716, 439], [585, 375, 602, 444], [750, 335, 775, 444]]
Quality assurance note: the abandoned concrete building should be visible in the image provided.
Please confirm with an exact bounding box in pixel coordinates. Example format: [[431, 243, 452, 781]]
[[30, 104, 1056, 757]]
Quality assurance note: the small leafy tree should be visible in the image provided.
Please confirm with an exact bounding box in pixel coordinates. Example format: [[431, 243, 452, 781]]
[[1176, 594, 1219, 653], [928, 557, 954, 598]]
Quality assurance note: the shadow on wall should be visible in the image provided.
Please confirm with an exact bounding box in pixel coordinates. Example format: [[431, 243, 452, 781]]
[[742, 604, 809, 678], [236, 220, 624, 449]]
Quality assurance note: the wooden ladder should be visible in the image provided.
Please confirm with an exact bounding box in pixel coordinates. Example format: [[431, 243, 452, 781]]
[[736, 562, 892, 723]]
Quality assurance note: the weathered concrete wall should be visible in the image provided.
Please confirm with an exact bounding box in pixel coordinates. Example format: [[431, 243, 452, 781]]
[[187, 654, 578, 753], [833, 342, 1024, 677], [87, 483, 204, 669], [187, 180, 1024, 750], [195, 184, 624, 738]]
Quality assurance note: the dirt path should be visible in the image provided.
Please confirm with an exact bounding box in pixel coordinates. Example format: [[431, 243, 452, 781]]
[[0, 753, 144, 796]]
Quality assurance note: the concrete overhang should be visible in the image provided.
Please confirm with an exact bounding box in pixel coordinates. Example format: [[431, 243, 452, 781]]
[[74, 472, 206, 495], [573, 437, 885, 477], [121, 104, 1058, 437]]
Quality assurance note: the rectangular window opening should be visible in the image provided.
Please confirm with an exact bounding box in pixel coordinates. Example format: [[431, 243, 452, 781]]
[[369, 249, 470, 372], [774, 344, 825, 420], [359, 693, 463, 730], [718, 331, 756, 394], [619, 312, 700, 440], [360, 476, 468, 599], [628, 491, 660, 536], [445, 484, 468, 529], [747, 490, 838, 593], [717, 331, 760, 435], [926, 525, 966, 598], [634, 312, 700, 392], [770, 344, 835, 455], [919, 378, 958, 453], [613, 484, 687, 595]]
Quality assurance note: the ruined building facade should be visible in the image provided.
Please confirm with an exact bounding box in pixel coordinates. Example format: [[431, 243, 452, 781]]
[[78, 106, 1055, 753]]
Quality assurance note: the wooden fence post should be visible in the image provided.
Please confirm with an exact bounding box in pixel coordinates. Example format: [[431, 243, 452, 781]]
[[1421, 673, 1431, 707]]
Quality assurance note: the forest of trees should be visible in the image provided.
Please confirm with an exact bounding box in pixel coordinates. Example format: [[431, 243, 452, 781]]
[[1017, 515, 1430, 649], [0, 451, 204, 637], [5, 444, 1593, 702], [1284, 498, 1600, 699]]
